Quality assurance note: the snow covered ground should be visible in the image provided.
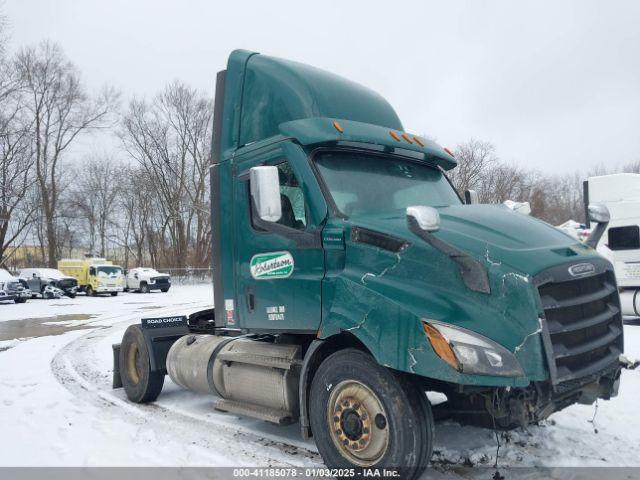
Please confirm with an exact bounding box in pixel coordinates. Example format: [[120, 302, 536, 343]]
[[0, 285, 638, 474]]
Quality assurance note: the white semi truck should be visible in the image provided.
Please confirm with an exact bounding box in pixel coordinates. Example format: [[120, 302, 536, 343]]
[[584, 173, 640, 317]]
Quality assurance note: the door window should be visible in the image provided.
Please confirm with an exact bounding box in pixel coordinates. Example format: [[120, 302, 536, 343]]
[[250, 160, 307, 231], [608, 225, 640, 250], [278, 162, 307, 230]]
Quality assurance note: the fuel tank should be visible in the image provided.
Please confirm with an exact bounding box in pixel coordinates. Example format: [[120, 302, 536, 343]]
[[166, 334, 302, 423]]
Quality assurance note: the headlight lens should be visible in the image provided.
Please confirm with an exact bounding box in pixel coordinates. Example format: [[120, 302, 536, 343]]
[[423, 320, 524, 377]]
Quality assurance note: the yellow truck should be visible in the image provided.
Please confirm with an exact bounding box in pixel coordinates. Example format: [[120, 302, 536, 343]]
[[58, 257, 125, 296]]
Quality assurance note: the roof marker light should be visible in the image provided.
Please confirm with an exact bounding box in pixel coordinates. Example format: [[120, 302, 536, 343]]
[[333, 121, 344, 133], [444, 147, 455, 157], [413, 136, 425, 147], [401, 133, 414, 144], [389, 131, 401, 141]]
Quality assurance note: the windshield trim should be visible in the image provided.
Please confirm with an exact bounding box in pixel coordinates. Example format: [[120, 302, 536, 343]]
[[308, 147, 461, 219]]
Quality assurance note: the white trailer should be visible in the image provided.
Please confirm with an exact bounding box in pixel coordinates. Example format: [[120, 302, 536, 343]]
[[585, 173, 640, 317]]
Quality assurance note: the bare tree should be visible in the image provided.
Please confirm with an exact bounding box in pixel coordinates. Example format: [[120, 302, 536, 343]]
[[116, 165, 156, 268], [15, 41, 119, 266], [68, 155, 123, 256], [120, 80, 213, 268], [0, 21, 37, 266], [622, 160, 640, 174], [0, 80, 36, 265], [449, 139, 498, 195]]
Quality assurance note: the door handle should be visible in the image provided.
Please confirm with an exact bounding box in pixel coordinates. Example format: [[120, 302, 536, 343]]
[[245, 286, 255, 312]]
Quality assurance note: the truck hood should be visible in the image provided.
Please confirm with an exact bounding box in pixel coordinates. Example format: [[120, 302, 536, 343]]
[[46, 275, 76, 282], [349, 204, 597, 276]]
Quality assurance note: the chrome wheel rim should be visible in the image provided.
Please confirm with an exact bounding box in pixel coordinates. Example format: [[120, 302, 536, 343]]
[[327, 380, 389, 466]]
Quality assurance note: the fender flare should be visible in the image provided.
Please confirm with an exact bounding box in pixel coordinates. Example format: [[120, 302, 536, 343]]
[[298, 339, 324, 439], [298, 333, 377, 439]]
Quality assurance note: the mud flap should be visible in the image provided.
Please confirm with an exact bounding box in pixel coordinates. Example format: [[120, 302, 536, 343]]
[[111, 316, 190, 390], [112, 343, 122, 389]]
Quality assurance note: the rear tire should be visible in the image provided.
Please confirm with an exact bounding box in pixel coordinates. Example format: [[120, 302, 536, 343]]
[[14, 298, 27, 304], [118, 325, 164, 403], [111, 292, 118, 297], [160, 288, 169, 293], [309, 349, 433, 479], [140, 283, 150, 294]]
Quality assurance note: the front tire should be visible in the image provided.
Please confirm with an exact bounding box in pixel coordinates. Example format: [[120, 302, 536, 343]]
[[118, 325, 164, 403], [111, 292, 118, 297], [140, 283, 150, 294], [86, 285, 95, 296], [309, 349, 433, 479]]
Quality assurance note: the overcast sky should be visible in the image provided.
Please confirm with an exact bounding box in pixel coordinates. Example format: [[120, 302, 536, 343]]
[[4, 0, 640, 173]]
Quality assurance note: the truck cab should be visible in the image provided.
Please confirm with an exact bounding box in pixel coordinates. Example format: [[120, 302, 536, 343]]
[[125, 268, 171, 293], [58, 258, 125, 296], [115, 50, 624, 477]]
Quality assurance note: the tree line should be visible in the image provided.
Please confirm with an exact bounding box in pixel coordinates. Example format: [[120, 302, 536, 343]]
[[1, 19, 638, 270], [0, 18, 213, 269], [448, 139, 640, 226]]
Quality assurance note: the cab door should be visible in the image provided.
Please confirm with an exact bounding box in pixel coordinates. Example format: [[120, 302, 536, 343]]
[[232, 145, 325, 333]]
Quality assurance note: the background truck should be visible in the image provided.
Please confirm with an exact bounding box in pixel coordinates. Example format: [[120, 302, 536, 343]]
[[113, 50, 624, 477], [19, 268, 78, 299], [584, 173, 640, 317], [58, 257, 124, 296], [125, 268, 171, 293]]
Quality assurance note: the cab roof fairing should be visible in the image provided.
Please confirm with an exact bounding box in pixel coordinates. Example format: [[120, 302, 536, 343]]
[[215, 49, 410, 162]]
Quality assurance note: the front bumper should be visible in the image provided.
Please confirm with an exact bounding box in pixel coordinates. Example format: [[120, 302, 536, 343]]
[[97, 286, 124, 293], [439, 361, 621, 429], [59, 285, 78, 296], [0, 292, 17, 302]]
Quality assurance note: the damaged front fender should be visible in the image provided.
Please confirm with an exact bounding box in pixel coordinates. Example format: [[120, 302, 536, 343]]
[[318, 234, 547, 388]]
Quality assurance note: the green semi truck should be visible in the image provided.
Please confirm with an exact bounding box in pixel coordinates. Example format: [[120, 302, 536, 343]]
[[113, 50, 623, 477]]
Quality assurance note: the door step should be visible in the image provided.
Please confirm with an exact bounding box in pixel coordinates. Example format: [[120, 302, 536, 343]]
[[214, 399, 296, 425]]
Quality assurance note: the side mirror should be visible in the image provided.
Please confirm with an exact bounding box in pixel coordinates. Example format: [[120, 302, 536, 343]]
[[588, 204, 610, 224], [406, 206, 440, 232], [464, 189, 479, 205], [585, 204, 610, 249], [250, 166, 282, 222]]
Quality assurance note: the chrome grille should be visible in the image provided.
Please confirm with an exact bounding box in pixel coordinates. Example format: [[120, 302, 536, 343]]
[[536, 261, 623, 385]]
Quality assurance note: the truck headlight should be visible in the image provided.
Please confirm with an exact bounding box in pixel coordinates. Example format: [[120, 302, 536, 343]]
[[422, 320, 524, 377]]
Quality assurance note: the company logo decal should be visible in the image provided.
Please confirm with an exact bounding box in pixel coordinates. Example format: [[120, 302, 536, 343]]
[[250, 251, 294, 280], [568, 263, 595, 277]]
